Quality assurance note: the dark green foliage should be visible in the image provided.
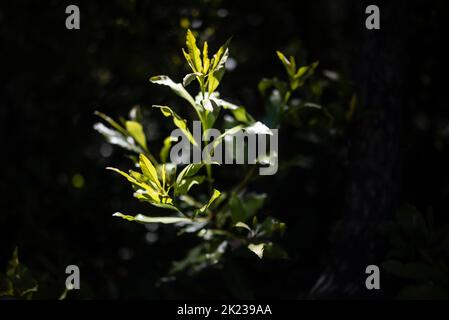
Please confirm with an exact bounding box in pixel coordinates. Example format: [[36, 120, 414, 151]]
[[0, 248, 38, 300], [383, 205, 449, 299]]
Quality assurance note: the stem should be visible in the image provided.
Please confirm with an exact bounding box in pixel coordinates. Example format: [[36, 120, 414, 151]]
[[277, 89, 292, 127], [179, 194, 203, 208], [284, 90, 292, 104], [200, 76, 206, 102], [145, 151, 159, 167], [199, 101, 214, 194], [135, 136, 159, 166], [206, 164, 213, 194], [202, 127, 213, 194], [233, 165, 257, 194], [211, 165, 257, 227]]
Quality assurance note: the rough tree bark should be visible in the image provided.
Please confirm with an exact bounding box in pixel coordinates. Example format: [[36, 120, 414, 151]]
[[309, 1, 406, 298]]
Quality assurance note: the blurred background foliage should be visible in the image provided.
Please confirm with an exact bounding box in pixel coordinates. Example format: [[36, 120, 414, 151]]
[[1, 0, 448, 299]]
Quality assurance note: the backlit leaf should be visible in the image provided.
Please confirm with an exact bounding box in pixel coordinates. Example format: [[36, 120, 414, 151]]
[[150, 75, 197, 107], [126, 121, 147, 151], [176, 163, 205, 186], [175, 175, 205, 196], [160, 136, 177, 163], [153, 105, 198, 146], [113, 212, 190, 224], [139, 154, 161, 189], [94, 122, 141, 153], [248, 243, 265, 259], [183, 72, 202, 87], [185, 29, 202, 73], [196, 189, 221, 216]]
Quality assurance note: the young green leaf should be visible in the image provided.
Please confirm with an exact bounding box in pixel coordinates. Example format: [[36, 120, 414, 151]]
[[196, 189, 221, 216], [230, 193, 247, 224], [175, 176, 206, 196], [202, 41, 210, 73], [125, 121, 147, 151], [176, 163, 205, 187], [262, 243, 289, 259], [234, 222, 253, 234], [248, 243, 265, 259], [276, 51, 295, 77], [107, 167, 161, 202], [291, 61, 319, 90], [243, 193, 267, 218], [150, 75, 197, 108], [256, 216, 286, 238], [208, 95, 254, 124], [133, 194, 178, 210], [128, 105, 143, 123], [258, 78, 289, 98], [231, 193, 267, 224], [295, 61, 319, 80], [208, 48, 229, 94], [232, 107, 254, 124], [183, 72, 202, 87], [113, 212, 190, 224], [207, 38, 231, 93], [107, 167, 149, 191], [139, 154, 161, 189], [208, 125, 244, 156], [94, 111, 129, 136], [169, 241, 228, 275], [185, 29, 202, 73], [94, 122, 142, 153], [153, 105, 198, 146], [161, 164, 166, 190], [129, 170, 161, 194], [202, 98, 214, 112], [160, 136, 177, 163]]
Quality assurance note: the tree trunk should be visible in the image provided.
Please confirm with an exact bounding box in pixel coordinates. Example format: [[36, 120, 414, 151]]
[[309, 0, 405, 298]]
